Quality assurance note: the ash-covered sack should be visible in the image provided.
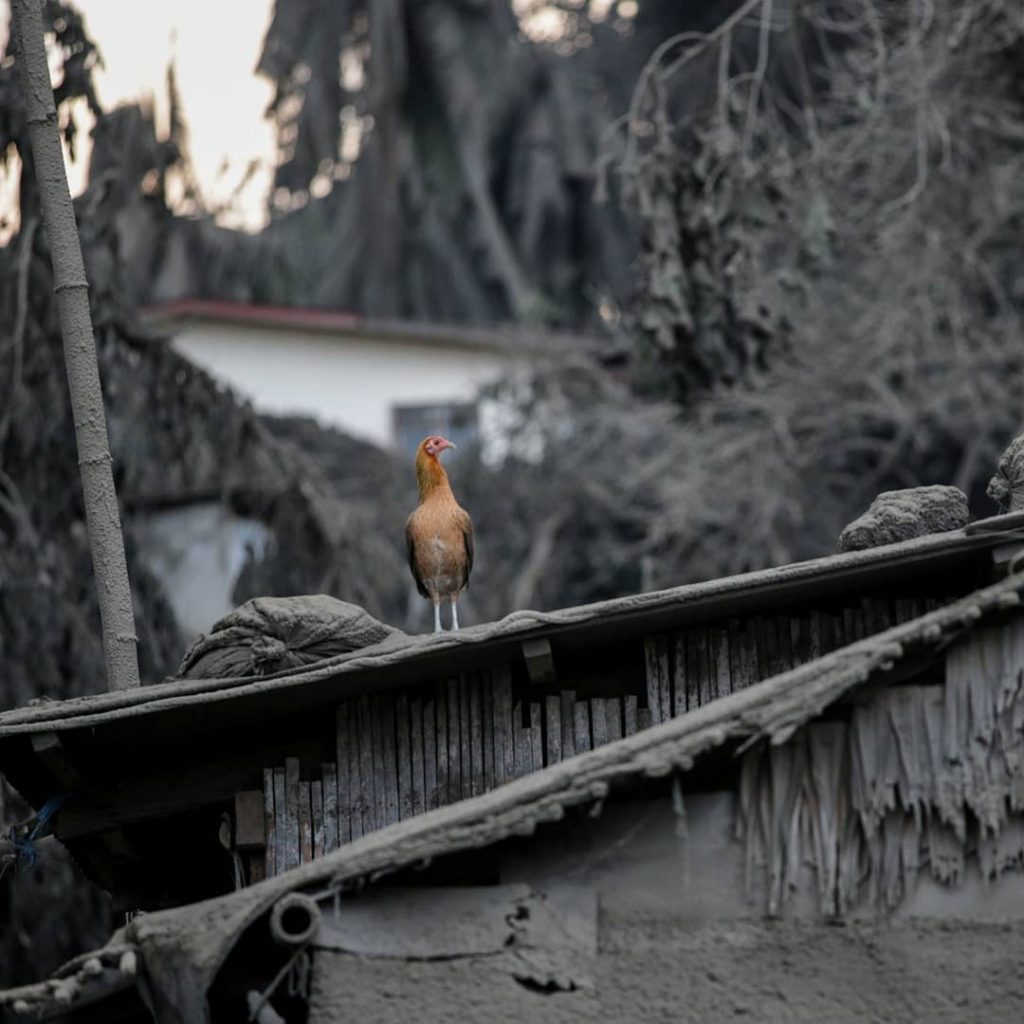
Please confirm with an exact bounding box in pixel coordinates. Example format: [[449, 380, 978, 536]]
[[987, 432, 1024, 513], [838, 486, 968, 552], [179, 595, 403, 679]]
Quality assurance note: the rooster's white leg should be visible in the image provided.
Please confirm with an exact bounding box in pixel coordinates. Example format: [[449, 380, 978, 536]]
[[433, 601, 442, 634], [450, 598, 460, 631]]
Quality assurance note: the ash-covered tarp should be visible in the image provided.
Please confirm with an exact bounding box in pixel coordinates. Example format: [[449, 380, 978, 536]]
[[178, 595, 404, 679]]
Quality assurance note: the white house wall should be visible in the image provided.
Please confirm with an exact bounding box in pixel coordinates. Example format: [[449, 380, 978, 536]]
[[134, 502, 268, 638], [169, 321, 509, 448]]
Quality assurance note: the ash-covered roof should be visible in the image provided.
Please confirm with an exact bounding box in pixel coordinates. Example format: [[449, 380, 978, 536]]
[[0, 515, 1021, 740], [5, 566, 1022, 1023]]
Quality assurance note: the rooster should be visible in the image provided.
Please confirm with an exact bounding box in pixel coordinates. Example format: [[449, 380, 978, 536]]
[[406, 435, 474, 633]]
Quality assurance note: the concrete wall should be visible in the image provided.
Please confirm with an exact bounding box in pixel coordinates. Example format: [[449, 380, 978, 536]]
[[308, 792, 1024, 1023], [168, 321, 509, 449]]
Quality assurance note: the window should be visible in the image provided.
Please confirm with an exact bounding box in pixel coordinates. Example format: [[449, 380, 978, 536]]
[[392, 402, 480, 459]]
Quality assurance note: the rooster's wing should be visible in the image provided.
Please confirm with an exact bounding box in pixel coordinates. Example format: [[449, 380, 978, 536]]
[[457, 507, 474, 587], [405, 514, 431, 598]]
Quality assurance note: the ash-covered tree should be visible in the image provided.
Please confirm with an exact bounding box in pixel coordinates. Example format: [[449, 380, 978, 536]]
[[253, 0, 634, 325]]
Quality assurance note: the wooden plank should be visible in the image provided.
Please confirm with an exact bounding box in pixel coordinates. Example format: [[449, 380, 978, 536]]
[[234, 791, 265, 850], [727, 619, 743, 695], [637, 707, 653, 731], [482, 678, 495, 791], [530, 703, 543, 770], [659, 638, 672, 722], [811, 609, 833, 658], [263, 769, 276, 879], [591, 698, 609, 748], [311, 780, 325, 860], [808, 611, 824, 659], [249, 854, 265, 885], [756, 617, 779, 679], [624, 695, 638, 735], [791, 615, 811, 670], [673, 632, 688, 715], [512, 702, 528, 777], [447, 678, 462, 803], [396, 694, 414, 821], [380, 695, 400, 826], [574, 701, 592, 751], [469, 673, 484, 797], [738, 620, 759, 689], [851, 606, 867, 641], [545, 695, 562, 764], [644, 636, 667, 724], [774, 617, 794, 672], [273, 767, 286, 876], [423, 699, 438, 811], [605, 697, 623, 742], [298, 781, 313, 865], [843, 607, 859, 643], [698, 627, 715, 706], [368, 696, 387, 830], [410, 697, 426, 817], [711, 626, 731, 698], [348, 703, 364, 840], [322, 763, 338, 852], [894, 598, 919, 624], [695, 625, 712, 705], [459, 674, 473, 800], [334, 704, 351, 846], [494, 666, 515, 786], [284, 757, 300, 872], [831, 606, 847, 647], [356, 695, 375, 835], [860, 597, 879, 637], [436, 684, 449, 806], [561, 689, 576, 759]]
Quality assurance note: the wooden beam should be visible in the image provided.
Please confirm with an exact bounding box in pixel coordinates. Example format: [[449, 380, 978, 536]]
[[30, 731, 82, 789], [521, 637, 556, 685], [233, 790, 265, 851], [54, 730, 326, 843]]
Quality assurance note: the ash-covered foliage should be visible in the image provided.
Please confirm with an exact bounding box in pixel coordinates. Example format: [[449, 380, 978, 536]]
[[3, 0, 1024, 991]]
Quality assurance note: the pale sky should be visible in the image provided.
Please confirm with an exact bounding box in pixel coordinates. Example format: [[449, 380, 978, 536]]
[[1, 0, 278, 232], [0, 1, 626, 239]]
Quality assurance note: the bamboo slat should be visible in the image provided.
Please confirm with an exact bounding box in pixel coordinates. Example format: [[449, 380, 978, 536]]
[[311, 780, 325, 859], [284, 757, 300, 872], [298, 779, 312, 865], [396, 694, 414, 821], [263, 768, 276, 878], [334, 704, 351, 845], [321, 762, 339, 852]]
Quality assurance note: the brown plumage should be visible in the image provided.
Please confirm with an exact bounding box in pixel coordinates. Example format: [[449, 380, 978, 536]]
[[405, 435, 474, 633]]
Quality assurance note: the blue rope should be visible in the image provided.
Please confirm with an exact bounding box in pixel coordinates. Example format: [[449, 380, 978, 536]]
[[5, 793, 72, 871]]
